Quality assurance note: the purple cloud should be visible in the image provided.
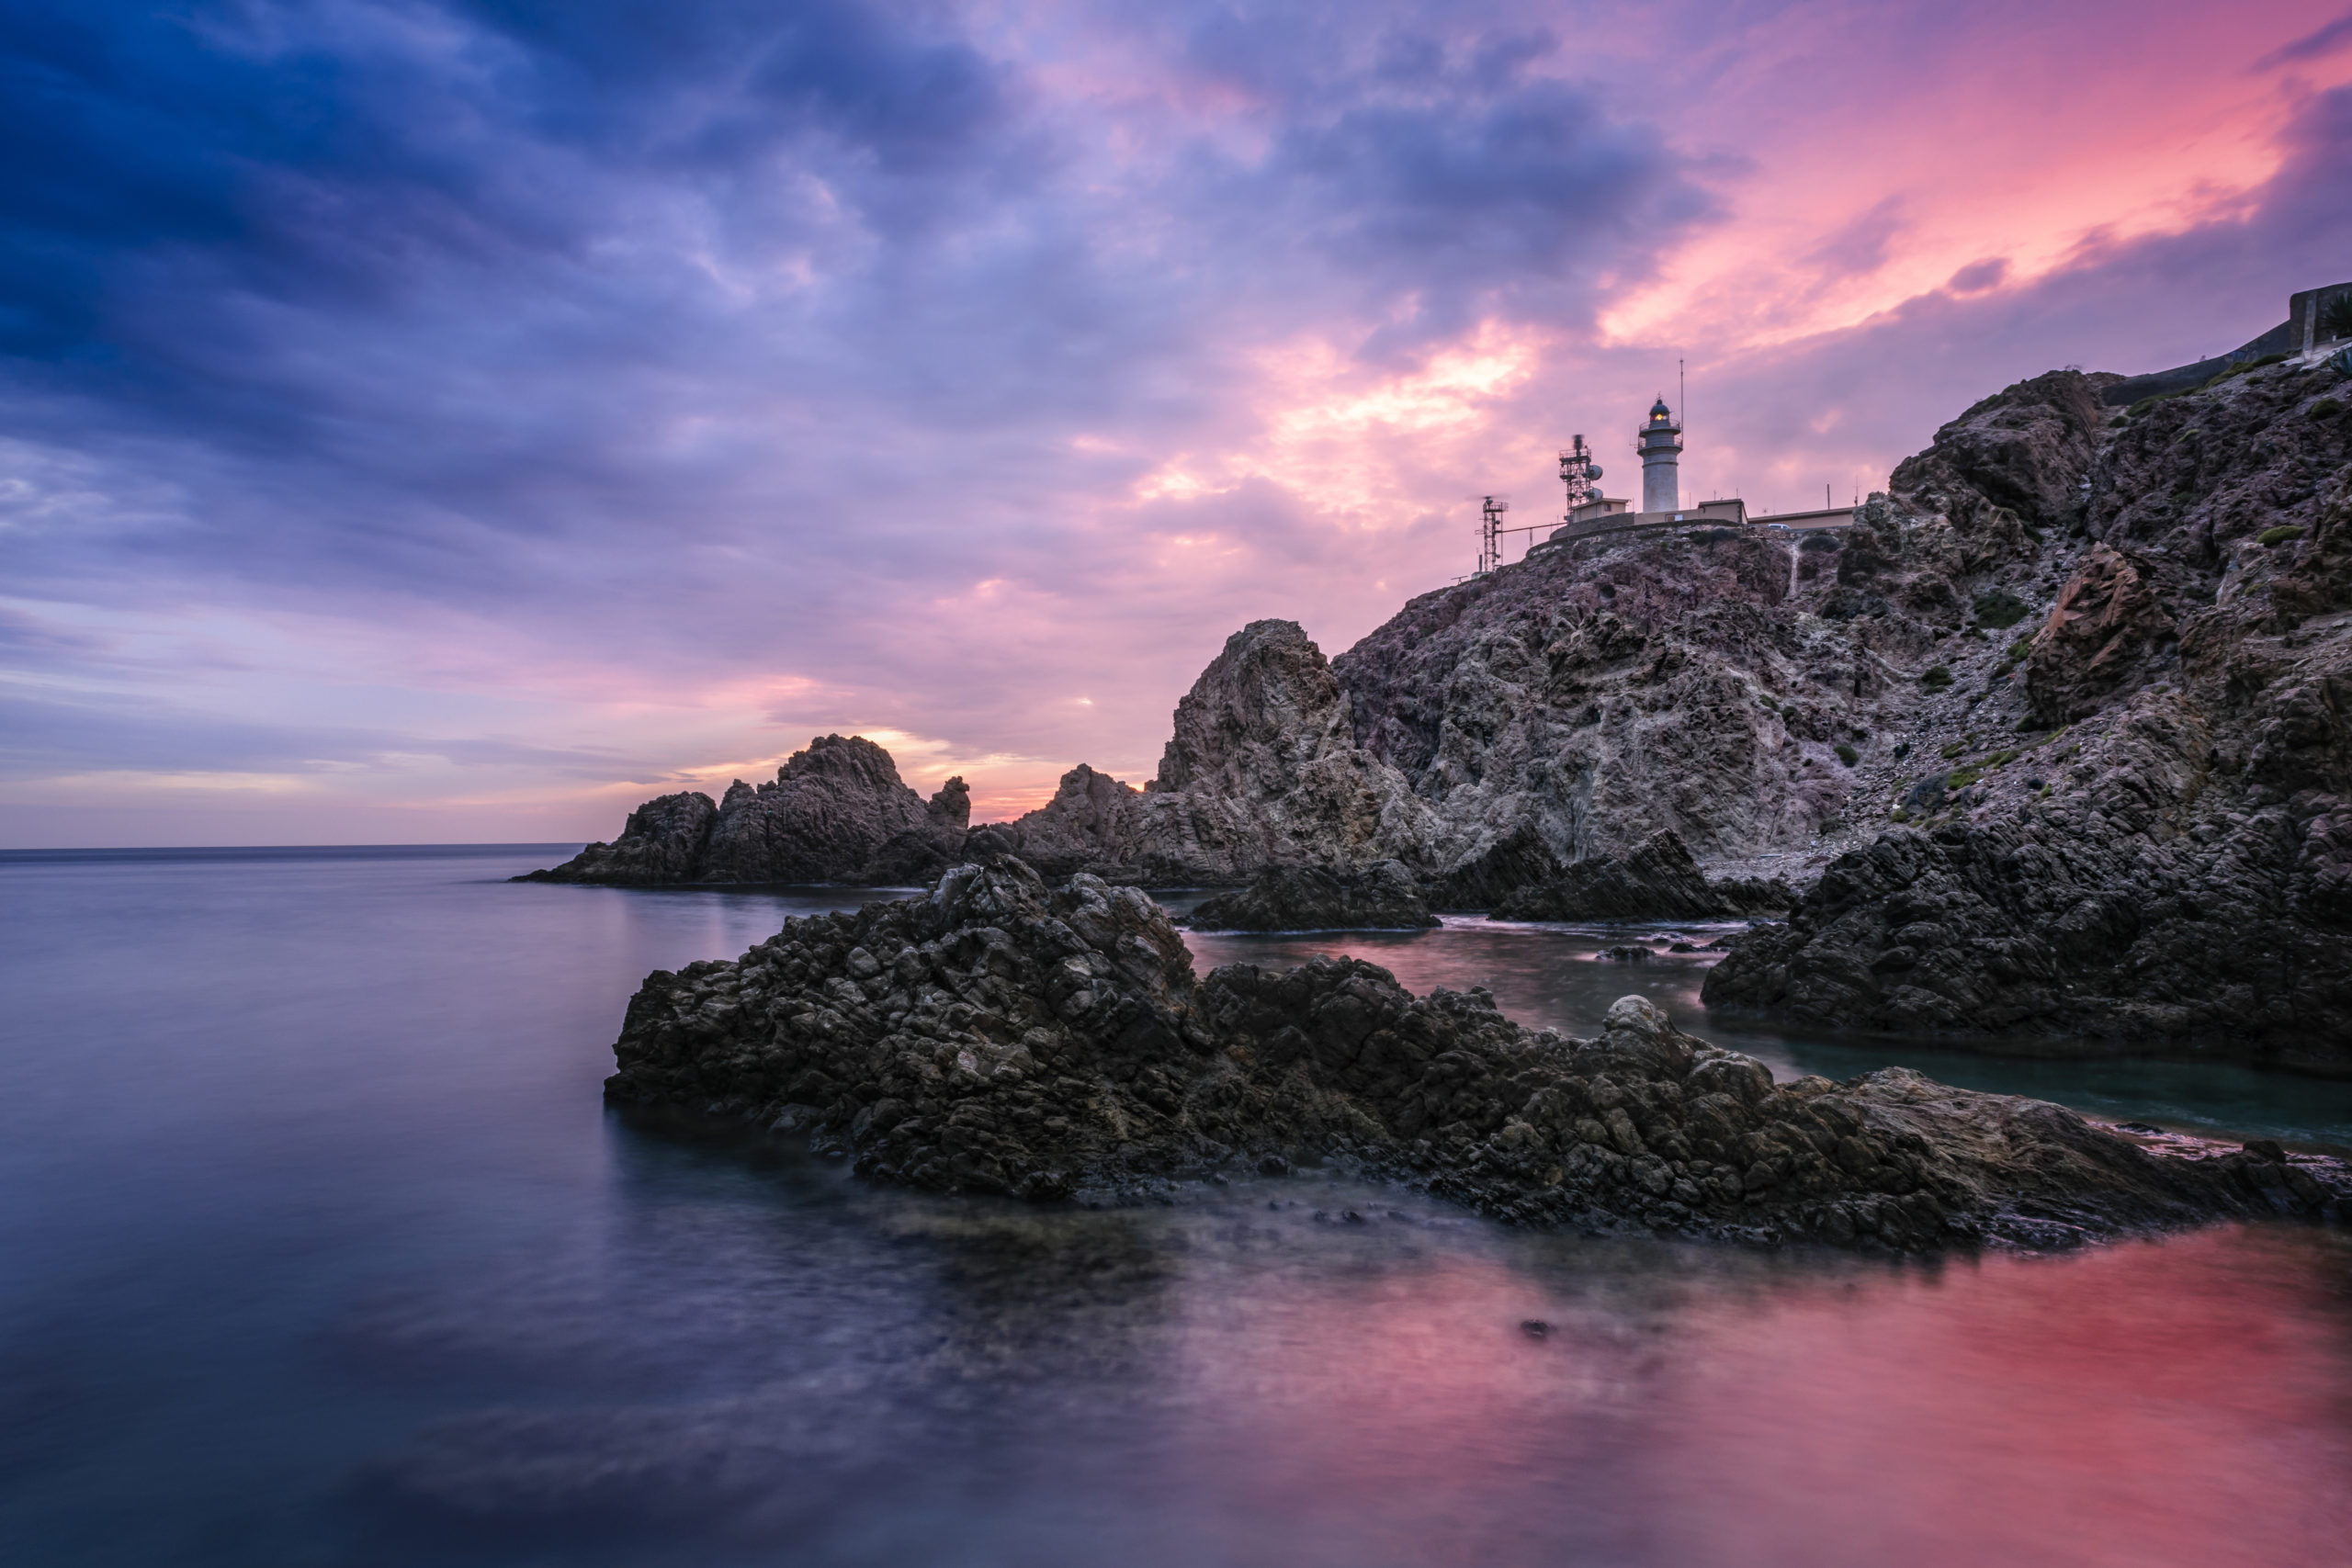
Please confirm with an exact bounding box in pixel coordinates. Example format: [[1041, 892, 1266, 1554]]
[[2255, 10, 2352, 70], [0, 1, 2345, 844]]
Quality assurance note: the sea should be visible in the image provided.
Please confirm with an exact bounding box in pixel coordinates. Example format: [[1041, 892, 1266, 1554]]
[[2, 844, 2347, 1567]]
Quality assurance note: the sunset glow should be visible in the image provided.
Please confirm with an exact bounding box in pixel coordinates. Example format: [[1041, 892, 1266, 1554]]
[[4, 0, 2349, 842]]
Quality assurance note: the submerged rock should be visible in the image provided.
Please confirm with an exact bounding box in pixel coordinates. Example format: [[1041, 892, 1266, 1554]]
[[1185, 860, 1440, 932], [603, 856, 2347, 1252]]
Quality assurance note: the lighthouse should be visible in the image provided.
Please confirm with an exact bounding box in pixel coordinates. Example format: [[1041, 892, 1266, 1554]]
[[1638, 396, 1682, 513], [1538, 389, 1860, 553]]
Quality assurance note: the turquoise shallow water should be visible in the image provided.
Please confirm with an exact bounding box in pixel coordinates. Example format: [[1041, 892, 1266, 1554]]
[[1174, 907, 2352, 1154], [3, 848, 2348, 1567]]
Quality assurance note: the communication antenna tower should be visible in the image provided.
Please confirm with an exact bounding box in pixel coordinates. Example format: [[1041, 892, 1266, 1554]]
[[1477, 495, 1510, 576], [1558, 434, 1602, 516]]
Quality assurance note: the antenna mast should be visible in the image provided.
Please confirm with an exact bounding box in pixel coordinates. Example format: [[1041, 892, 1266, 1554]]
[[1558, 435, 1601, 517], [1477, 495, 1509, 576]]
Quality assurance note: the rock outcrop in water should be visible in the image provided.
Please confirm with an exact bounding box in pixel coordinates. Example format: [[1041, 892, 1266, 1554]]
[[969, 619, 1433, 883], [530, 620, 1432, 889], [1489, 829, 1792, 921], [522, 735, 969, 886], [1184, 860, 1438, 932], [1702, 359, 2352, 1065], [537, 359, 2350, 1065], [604, 857, 2347, 1251]]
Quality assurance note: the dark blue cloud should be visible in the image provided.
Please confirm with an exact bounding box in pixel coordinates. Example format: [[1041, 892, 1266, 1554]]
[[0, 1, 1716, 824], [1278, 81, 1692, 275], [0, 0, 1027, 380], [461, 0, 1007, 170], [1160, 10, 1708, 342]]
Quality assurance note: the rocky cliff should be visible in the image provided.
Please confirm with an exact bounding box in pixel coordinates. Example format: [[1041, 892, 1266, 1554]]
[[532, 621, 1433, 889], [532, 355, 2351, 1063], [604, 857, 2348, 1250], [522, 734, 969, 886], [966, 618, 1433, 882], [1332, 527, 1854, 874], [1702, 358, 2352, 1064]]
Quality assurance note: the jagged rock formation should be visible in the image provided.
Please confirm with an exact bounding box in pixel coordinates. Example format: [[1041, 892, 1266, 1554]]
[[604, 858, 2347, 1249], [533, 360, 2350, 1066], [1317, 368, 2187, 906], [536, 790, 718, 885], [969, 619, 1433, 882], [1704, 359, 2352, 1066], [1419, 821, 1566, 910], [1184, 860, 1439, 932], [522, 735, 969, 886], [1332, 530, 1855, 879], [1489, 829, 1792, 921]]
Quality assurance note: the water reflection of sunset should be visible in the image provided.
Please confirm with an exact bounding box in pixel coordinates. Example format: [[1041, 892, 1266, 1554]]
[[1145, 1225, 2352, 1567]]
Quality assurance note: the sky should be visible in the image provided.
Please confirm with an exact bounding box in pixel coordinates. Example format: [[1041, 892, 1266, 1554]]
[[4, 0, 2351, 847]]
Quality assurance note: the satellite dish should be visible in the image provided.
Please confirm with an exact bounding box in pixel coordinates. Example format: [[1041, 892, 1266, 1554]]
[[1586, 465, 1603, 480]]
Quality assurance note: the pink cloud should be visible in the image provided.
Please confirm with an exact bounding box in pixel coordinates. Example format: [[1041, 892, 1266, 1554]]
[[4, 1, 2348, 846]]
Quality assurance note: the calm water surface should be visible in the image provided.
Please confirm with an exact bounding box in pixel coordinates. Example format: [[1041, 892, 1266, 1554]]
[[3, 847, 2348, 1566]]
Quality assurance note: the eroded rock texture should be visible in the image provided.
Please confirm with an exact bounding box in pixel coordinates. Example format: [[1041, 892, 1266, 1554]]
[[972, 619, 1433, 882], [524, 735, 969, 886], [1320, 368, 2147, 897], [1706, 360, 2352, 1064], [1334, 529, 1851, 874], [1491, 829, 1792, 921], [604, 858, 2347, 1250], [1184, 860, 1438, 932], [538, 362, 2351, 1064]]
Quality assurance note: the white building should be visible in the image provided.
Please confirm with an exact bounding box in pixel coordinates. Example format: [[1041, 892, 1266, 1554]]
[[1542, 394, 1854, 548], [1637, 396, 1682, 513]]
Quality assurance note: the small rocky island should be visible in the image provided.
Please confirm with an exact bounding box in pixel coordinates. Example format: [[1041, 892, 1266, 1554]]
[[522, 733, 969, 886], [607, 856, 2348, 1252]]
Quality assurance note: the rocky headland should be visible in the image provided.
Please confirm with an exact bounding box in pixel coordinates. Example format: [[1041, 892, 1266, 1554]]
[[545, 352, 2352, 1067], [959, 617, 1433, 881], [1701, 361, 2352, 1066], [604, 857, 2348, 1252], [521, 734, 970, 886]]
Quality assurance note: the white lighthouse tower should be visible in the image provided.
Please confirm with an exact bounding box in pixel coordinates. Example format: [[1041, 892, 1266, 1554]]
[[1637, 396, 1682, 513]]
